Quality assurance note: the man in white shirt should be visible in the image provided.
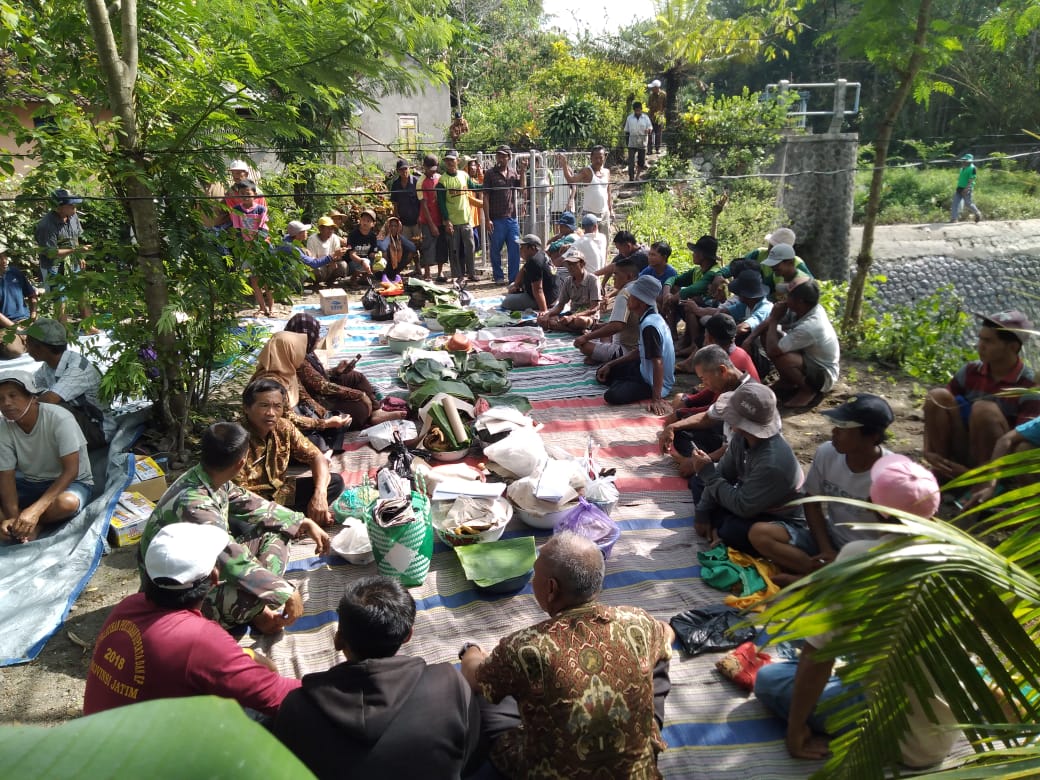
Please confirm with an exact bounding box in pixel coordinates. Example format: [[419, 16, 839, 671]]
[[764, 279, 840, 410], [623, 103, 654, 181], [306, 216, 343, 260], [569, 214, 607, 274], [23, 318, 111, 448], [557, 146, 613, 231], [753, 455, 953, 770]]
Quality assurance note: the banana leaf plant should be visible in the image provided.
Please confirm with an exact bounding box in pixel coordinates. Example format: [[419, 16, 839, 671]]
[[753, 444, 1040, 780]]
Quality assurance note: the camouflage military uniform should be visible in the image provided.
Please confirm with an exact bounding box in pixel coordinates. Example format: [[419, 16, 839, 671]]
[[139, 463, 304, 629]]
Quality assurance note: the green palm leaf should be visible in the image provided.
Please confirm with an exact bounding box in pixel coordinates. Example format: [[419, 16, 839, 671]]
[[756, 506, 1040, 780]]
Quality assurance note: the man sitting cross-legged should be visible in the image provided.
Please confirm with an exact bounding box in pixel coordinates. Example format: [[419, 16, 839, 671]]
[[272, 575, 481, 779], [748, 394, 893, 583], [139, 422, 330, 635], [84, 522, 301, 716], [923, 310, 1039, 483], [0, 374, 93, 543], [596, 275, 675, 415], [461, 532, 673, 780], [234, 378, 345, 528], [684, 382, 807, 553], [536, 249, 601, 333]]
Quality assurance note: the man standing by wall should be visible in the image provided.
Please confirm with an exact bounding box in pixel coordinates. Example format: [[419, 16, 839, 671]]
[[436, 151, 479, 282], [389, 159, 422, 274]]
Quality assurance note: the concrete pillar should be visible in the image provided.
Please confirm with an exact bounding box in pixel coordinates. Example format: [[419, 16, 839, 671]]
[[774, 133, 859, 280]]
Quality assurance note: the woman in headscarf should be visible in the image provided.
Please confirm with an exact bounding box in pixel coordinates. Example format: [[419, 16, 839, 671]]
[[250, 331, 352, 450], [283, 313, 406, 428]]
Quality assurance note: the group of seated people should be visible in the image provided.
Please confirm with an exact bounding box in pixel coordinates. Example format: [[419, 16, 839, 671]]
[[5, 209, 1029, 775], [537, 224, 840, 416]]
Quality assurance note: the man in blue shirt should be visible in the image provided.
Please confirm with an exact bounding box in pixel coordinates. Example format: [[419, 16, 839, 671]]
[[0, 244, 38, 360]]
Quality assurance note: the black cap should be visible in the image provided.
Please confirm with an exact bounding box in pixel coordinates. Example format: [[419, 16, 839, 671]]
[[396, 159, 409, 169], [728, 268, 769, 299], [820, 394, 894, 430]]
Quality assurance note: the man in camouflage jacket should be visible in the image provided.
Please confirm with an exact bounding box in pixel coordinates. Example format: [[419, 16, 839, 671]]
[[139, 422, 330, 634]]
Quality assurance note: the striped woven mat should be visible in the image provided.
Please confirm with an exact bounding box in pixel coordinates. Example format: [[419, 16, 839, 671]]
[[239, 297, 971, 778]]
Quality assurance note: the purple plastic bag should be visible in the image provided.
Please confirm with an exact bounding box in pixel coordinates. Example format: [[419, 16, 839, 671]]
[[554, 498, 620, 557]]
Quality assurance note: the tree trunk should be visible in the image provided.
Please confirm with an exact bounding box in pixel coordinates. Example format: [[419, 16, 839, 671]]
[[842, 0, 935, 337], [85, 0, 185, 443]]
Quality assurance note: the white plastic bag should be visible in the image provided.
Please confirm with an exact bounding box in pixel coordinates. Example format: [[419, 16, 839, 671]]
[[484, 426, 547, 479]]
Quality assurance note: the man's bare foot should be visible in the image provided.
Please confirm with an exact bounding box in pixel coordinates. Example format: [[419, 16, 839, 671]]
[[369, 409, 408, 425]]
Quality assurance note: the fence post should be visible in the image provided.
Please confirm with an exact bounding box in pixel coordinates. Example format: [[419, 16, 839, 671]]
[[829, 79, 848, 134]]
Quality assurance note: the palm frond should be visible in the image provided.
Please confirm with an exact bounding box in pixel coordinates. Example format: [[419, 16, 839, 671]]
[[756, 515, 1040, 779]]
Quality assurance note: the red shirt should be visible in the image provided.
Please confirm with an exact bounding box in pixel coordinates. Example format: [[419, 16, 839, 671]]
[[948, 359, 1040, 425], [419, 174, 442, 226], [83, 592, 300, 716]]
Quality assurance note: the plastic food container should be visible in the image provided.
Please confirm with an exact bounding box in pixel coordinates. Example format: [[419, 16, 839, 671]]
[[330, 522, 375, 564]]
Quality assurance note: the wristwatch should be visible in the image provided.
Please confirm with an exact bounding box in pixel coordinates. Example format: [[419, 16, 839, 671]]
[[458, 642, 481, 659]]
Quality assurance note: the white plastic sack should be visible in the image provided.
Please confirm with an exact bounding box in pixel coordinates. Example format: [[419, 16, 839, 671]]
[[483, 426, 547, 480], [386, 322, 429, 340], [393, 307, 422, 325], [362, 419, 418, 451]]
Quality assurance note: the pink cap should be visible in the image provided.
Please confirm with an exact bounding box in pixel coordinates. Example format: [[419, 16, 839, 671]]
[[869, 454, 940, 518]]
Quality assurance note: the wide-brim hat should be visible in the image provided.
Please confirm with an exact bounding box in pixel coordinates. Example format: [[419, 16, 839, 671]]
[[729, 269, 769, 299], [721, 383, 781, 438]]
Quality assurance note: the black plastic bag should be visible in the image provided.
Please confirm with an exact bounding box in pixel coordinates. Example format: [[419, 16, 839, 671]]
[[361, 281, 380, 310], [408, 289, 428, 310], [370, 294, 400, 321], [670, 605, 755, 656], [385, 431, 415, 480]]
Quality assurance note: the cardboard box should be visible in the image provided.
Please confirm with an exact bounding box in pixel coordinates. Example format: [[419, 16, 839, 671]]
[[319, 288, 349, 315], [118, 491, 156, 519], [108, 504, 148, 547], [132, 455, 167, 502]]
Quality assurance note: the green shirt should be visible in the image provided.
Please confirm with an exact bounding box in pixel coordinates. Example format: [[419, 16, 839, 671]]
[[957, 164, 976, 189], [675, 262, 722, 300], [438, 171, 473, 226]]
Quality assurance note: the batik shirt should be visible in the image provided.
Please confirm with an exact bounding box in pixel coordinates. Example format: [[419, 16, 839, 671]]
[[139, 463, 303, 610], [235, 416, 321, 507], [478, 603, 672, 779]]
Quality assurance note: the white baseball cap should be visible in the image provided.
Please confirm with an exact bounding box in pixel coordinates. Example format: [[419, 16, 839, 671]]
[[286, 220, 312, 236], [228, 159, 250, 172], [144, 523, 228, 589], [648, 79, 662, 88]]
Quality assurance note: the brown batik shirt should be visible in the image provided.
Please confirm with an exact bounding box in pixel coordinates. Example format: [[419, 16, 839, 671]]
[[235, 415, 321, 507], [477, 602, 672, 779]]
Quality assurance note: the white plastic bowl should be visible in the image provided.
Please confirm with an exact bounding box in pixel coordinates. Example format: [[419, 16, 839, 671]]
[[513, 503, 579, 530]]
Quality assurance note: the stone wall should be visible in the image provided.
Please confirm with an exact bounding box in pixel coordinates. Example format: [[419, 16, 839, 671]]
[[848, 220, 1040, 328], [774, 133, 859, 281]]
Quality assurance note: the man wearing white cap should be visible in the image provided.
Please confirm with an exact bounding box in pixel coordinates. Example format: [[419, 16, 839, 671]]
[[683, 382, 807, 552], [84, 522, 301, 717], [596, 274, 675, 414], [646, 79, 667, 155], [753, 455, 953, 768]]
